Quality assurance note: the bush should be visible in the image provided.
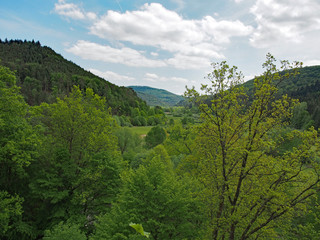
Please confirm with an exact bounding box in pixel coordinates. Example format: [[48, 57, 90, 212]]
[[145, 126, 166, 149]]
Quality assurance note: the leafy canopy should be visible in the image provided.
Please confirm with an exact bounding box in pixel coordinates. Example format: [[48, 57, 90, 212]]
[[186, 54, 320, 239]]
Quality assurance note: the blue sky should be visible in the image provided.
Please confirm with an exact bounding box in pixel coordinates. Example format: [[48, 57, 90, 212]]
[[1, 0, 320, 94]]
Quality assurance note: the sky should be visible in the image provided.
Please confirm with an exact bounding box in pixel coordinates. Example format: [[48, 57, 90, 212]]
[[1, 0, 320, 95]]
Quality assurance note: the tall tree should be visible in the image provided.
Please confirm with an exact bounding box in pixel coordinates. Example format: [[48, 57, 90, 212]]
[[28, 86, 124, 236], [0, 65, 40, 239], [186, 54, 320, 239]]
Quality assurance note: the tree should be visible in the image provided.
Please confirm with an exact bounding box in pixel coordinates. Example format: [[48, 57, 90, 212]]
[[92, 146, 204, 240], [28, 86, 124, 235], [186, 54, 320, 239], [115, 128, 142, 155], [0, 65, 40, 238], [43, 222, 86, 240], [145, 126, 166, 149], [291, 102, 314, 130], [164, 123, 195, 156], [0, 65, 39, 194], [0, 191, 23, 237]]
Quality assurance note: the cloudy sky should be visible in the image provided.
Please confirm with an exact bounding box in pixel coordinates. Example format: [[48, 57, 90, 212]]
[[1, 0, 320, 94]]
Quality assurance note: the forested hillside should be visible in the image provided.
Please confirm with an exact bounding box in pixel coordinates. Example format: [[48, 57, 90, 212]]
[[243, 65, 320, 128], [129, 85, 184, 106], [0, 40, 146, 116]]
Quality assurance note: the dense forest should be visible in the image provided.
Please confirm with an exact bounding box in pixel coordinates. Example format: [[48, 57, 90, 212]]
[[0, 40, 166, 127], [1, 41, 320, 240]]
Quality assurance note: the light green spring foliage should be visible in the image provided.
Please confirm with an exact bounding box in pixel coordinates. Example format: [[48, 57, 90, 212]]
[[43, 222, 86, 240], [129, 223, 150, 238], [92, 145, 205, 240], [186, 54, 320, 239], [164, 123, 195, 156]]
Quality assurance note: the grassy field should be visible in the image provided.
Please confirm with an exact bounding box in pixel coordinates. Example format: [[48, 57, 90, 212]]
[[125, 126, 153, 137]]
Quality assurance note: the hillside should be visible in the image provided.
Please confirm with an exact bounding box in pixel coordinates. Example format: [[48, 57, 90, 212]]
[[243, 65, 320, 128], [0, 39, 147, 116], [129, 85, 184, 107]]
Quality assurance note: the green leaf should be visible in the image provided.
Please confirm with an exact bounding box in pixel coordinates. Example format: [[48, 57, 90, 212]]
[[129, 223, 150, 238]]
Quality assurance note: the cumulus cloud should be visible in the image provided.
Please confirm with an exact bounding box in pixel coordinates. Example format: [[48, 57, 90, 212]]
[[55, 2, 253, 70], [250, 0, 320, 48], [67, 40, 212, 69], [55, 0, 96, 20], [89, 3, 252, 63], [67, 40, 166, 67], [89, 69, 135, 86]]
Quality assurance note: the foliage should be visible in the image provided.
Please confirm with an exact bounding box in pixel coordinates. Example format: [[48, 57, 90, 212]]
[[186, 54, 320, 239], [115, 128, 142, 154], [2, 41, 320, 240], [164, 123, 195, 156], [0, 65, 40, 238], [145, 126, 167, 149], [243, 65, 320, 129], [43, 221, 86, 240], [27, 86, 124, 236], [92, 145, 204, 240], [0, 191, 23, 236], [290, 102, 314, 130], [284, 193, 320, 239], [129, 223, 150, 238], [0, 65, 39, 190]]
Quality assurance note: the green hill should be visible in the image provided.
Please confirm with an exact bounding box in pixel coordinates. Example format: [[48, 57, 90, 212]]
[[129, 85, 184, 107], [0, 39, 147, 116], [243, 65, 320, 128]]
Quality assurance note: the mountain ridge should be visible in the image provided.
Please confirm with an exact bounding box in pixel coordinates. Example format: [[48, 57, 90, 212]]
[[128, 85, 184, 107]]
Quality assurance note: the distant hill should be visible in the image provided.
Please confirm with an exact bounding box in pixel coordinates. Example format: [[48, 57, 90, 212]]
[[0, 39, 148, 116], [129, 86, 184, 107]]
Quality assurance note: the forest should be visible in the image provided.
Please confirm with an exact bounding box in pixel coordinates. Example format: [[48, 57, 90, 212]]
[[1, 41, 320, 240]]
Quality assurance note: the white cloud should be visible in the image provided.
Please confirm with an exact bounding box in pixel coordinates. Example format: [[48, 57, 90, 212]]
[[89, 3, 252, 63], [55, 2, 253, 70], [250, 0, 320, 48], [143, 73, 189, 84], [67, 40, 166, 67], [303, 59, 320, 67], [145, 73, 159, 79], [89, 69, 135, 86], [201, 16, 252, 44], [167, 53, 211, 69], [55, 0, 96, 20]]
